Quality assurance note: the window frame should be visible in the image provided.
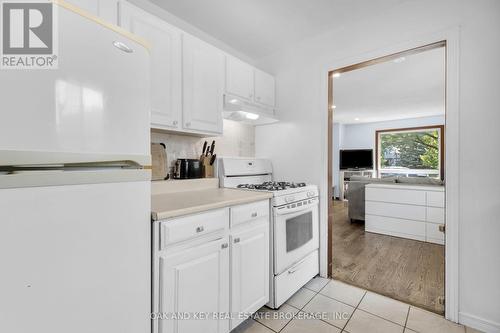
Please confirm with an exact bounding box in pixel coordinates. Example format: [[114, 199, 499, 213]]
[[375, 125, 445, 180]]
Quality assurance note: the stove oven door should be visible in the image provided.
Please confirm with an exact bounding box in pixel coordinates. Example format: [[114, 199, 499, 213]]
[[273, 198, 319, 274]]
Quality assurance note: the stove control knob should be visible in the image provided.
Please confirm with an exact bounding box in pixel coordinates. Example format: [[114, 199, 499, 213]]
[[307, 191, 315, 197]]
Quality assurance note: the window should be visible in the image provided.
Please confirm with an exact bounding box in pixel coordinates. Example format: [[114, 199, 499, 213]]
[[376, 126, 444, 179]]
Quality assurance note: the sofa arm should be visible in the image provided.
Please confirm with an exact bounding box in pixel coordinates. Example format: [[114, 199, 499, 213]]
[[347, 181, 367, 221]]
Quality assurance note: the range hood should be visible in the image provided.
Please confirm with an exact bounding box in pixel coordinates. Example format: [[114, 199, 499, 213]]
[[223, 94, 278, 125]]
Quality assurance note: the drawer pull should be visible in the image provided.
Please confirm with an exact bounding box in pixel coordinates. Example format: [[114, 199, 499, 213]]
[[221, 243, 228, 249], [251, 212, 258, 218], [234, 238, 240, 244], [196, 226, 204, 233]]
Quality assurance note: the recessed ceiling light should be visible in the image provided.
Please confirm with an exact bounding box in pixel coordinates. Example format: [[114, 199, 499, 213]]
[[332, 72, 341, 78], [393, 57, 406, 63], [354, 117, 360, 121]]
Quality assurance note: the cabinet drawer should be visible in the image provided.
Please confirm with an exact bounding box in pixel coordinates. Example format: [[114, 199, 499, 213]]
[[365, 201, 426, 221], [427, 207, 445, 224], [427, 191, 445, 207], [231, 200, 269, 228], [160, 208, 229, 247], [366, 187, 426, 205], [426, 223, 445, 245], [366, 214, 426, 240]]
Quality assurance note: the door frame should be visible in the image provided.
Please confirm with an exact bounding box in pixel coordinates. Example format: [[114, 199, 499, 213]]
[[321, 27, 460, 322]]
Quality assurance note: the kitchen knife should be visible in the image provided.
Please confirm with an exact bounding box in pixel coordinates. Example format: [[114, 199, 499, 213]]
[[209, 140, 215, 155], [202, 141, 207, 155], [210, 154, 216, 165]]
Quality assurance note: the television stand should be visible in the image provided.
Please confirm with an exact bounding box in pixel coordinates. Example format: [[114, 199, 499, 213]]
[[339, 169, 374, 201]]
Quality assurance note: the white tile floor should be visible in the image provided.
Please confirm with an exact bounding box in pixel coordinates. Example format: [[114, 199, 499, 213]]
[[233, 277, 481, 333]]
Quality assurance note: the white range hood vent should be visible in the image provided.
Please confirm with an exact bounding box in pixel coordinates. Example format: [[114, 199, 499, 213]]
[[223, 94, 278, 126]]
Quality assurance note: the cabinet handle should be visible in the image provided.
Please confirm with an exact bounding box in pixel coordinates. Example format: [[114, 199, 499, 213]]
[[172, 120, 178, 126], [251, 212, 258, 218], [439, 224, 445, 233], [234, 238, 240, 244], [196, 226, 204, 233], [221, 243, 228, 249], [185, 122, 191, 127]]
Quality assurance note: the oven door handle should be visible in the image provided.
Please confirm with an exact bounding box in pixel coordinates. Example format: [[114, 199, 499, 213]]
[[275, 198, 318, 216]]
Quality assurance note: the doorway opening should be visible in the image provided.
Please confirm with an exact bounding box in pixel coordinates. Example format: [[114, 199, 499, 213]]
[[327, 41, 447, 314]]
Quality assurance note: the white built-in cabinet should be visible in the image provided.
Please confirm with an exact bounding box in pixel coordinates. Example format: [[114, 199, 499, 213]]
[[65, 0, 119, 23], [153, 201, 270, 333], [72, 0, 277, 135], [118, 2, 183, 131], [226, 56, 276, 110], [230, 221, 269, 329], [365, 183, 445, 245], [182, 34, 225, 134], [225, 56, 255, 101], [254, 69, 276, 108], [159, 237, 230, 333]]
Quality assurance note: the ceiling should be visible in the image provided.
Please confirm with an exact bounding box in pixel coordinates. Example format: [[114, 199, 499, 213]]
[[149, 0, 406, 59], [333, 47, 446, 124]]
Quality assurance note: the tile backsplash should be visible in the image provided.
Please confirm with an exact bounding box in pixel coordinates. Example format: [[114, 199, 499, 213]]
[[151, 120, 255, 175]]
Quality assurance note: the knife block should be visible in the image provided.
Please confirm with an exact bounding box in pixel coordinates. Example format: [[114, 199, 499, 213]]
[[201, 156, 214, 178]]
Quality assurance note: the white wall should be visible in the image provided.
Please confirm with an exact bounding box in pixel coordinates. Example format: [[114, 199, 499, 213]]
[[255, 0, 500, 331], [332, 123, 342, 197], [341, 116, 444, 150], [151, 120, 255, 175]]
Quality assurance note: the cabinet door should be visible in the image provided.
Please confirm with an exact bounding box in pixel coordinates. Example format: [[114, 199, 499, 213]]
[[65, 0, 118, 23], [254, 69, 275, 107], [159, 238, 230, 333], [231, 222, 269, 329], [226, 56, 254, 101], [119, 1, 182, 130], [182, 34, 224, 134]]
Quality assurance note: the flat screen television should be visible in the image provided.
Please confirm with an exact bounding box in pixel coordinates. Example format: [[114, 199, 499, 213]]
[[339, 149, 373, 170]]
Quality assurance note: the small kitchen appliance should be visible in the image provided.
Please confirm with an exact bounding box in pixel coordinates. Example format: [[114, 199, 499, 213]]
[[174, 159, 202, 179]]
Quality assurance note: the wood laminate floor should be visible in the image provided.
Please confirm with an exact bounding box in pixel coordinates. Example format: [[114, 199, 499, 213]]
[[331, 200, 445, 314]]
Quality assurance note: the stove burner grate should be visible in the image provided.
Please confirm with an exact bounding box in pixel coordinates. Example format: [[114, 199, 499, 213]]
[[236, 181, 307, 191]]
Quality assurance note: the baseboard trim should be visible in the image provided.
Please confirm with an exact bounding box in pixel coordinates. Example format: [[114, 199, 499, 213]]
[[459, 312, 500, 333]]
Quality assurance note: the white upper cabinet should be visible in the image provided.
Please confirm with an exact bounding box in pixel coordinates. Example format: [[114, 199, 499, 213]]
[[182, 34, 224, 134], [254, 69, 276, 107], [65, 0, 119, 24], [226, 56, 254, 101], [119, 1, 182, 131], [225, 56, 276, 110]]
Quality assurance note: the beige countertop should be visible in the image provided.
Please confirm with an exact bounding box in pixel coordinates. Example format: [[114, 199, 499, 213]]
[[151, 188, 273, 221]]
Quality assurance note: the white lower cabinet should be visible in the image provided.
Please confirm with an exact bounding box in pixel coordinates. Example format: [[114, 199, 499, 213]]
[[230, 220, 269, 330], [153, 200, 270, 333], [158, 237, 230, 333]]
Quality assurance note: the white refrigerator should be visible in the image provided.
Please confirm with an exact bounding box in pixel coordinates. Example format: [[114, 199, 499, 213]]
[[0, 4, 151, 333]]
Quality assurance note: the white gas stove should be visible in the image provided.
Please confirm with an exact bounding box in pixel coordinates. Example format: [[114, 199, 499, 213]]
[[218, 157, 319, 309]]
